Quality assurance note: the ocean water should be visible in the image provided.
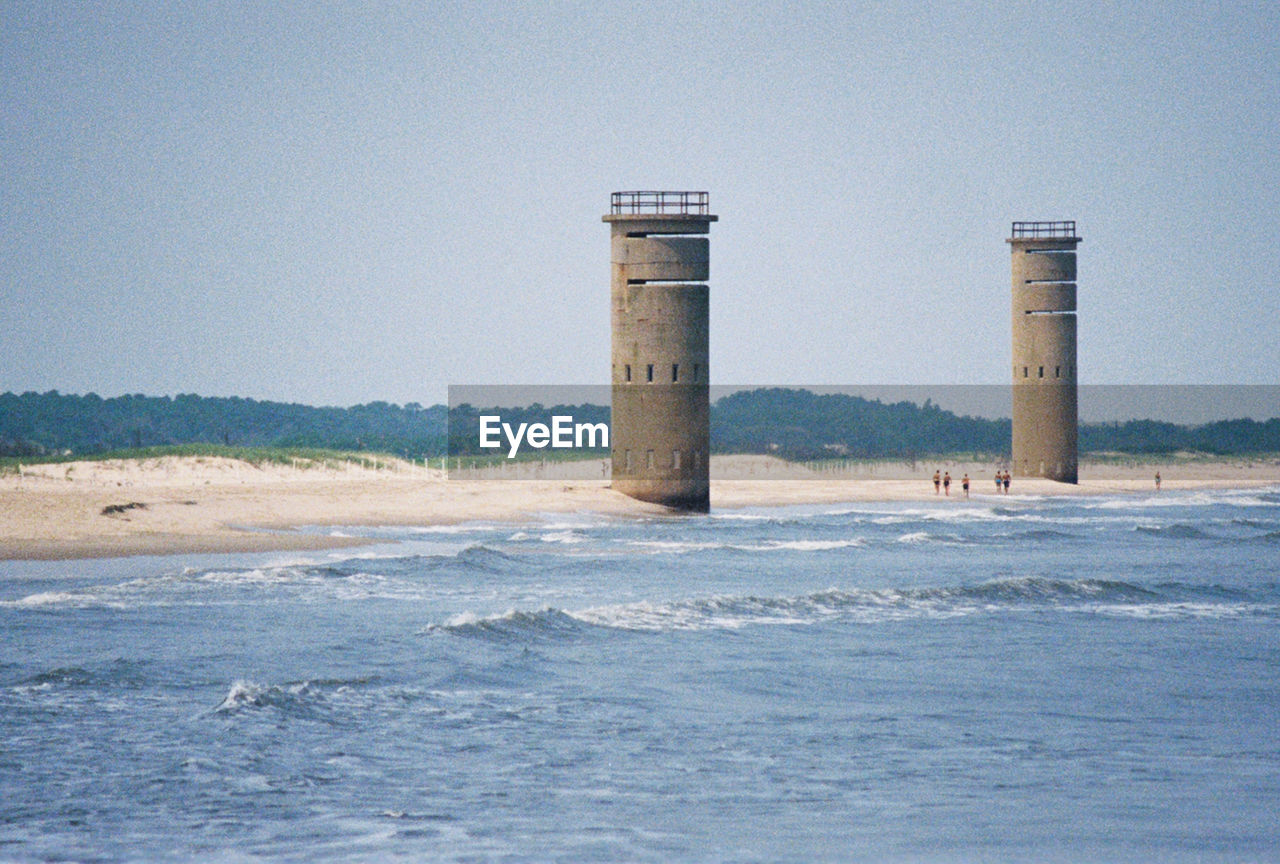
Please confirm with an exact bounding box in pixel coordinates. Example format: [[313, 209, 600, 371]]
[[2, 488, 1279, 862]]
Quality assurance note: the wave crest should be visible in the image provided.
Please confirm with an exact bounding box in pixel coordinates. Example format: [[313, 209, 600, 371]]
[[213, 679, 338, 720], [1134, 523, 1214, 539], [626, 538, 865, 554], [427, 607, 588, 641], [429, 577, 1239, 637]]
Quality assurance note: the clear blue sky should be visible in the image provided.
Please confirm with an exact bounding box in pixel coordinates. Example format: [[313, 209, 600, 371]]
[[3, 1, 1277, 407]]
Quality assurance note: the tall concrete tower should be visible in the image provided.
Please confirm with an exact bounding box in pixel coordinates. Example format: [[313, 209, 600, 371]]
[[1008, 220, 1081, 483], [605, 191, 716, 511]]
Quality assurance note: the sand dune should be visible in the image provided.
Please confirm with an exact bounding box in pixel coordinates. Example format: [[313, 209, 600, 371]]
[[1, 454, 1275, 560]]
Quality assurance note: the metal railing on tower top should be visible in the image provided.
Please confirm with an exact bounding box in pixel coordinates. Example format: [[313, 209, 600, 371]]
[[610, 191, 710, 215], [1011, 220, 1078, 239]]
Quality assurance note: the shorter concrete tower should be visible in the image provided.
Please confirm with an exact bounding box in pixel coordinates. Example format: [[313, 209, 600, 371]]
[[1008, 220, 1080, 483], [605, 191, 716, 511]]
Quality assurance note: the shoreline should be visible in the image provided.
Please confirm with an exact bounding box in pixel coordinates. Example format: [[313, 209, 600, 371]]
[[2, 455, 1276, 562]]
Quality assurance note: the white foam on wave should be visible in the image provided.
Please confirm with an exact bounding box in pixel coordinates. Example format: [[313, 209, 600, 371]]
[[0, 590, 126, 610], [569, 598, 808, 631], [194, 563, 392, 591], [429, 598, 816, 634], [4, 557, 433, 610], [506, 529, 592, 544], [409, 523, 502, 535], [266, 546, 407, 569], [1086, 489, 1280, 510], [4, 591, 76, 607], [540, 519, 609, 531], [820, 507, 884, 518], [1089, 495, 1197, 510], [430, 576, 1274, 638], [869, 507, 1016, 525], [428, 606, 583, 636], [895, 531, 932, 544], [197, 566, 314, 586], [761, 539, 865, 551], [538, 530, 590, 544], [215, 679, 270, 712], [895, 531, 965, 545], [213, 678, 327, 714], [257, 553, 330, 569], [1084, 601, 1277, 620], [624, 540, 724, 553], [566, 588, 985, 632], [443, 610, 487, 627], [708, 512, 777, 522], [185, 563, 399, 600], [210, 677, 394, 715], [624, 538, 865, 554]]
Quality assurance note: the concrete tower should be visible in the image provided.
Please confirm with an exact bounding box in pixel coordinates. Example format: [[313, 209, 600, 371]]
[[605, 191, 716, 511], [1008, 220, 1081, 483]]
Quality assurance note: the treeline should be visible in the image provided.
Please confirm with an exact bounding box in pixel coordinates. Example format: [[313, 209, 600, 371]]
[[1081, 417, 1280, 455], [0, 391, 447, 458], [710, 388, 1009, 459], [713, 389, 1280, 458], [3, 389, 1278, 461]]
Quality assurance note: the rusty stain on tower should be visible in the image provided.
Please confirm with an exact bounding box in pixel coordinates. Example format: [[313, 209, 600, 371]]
[[605, 192, 716, 511]]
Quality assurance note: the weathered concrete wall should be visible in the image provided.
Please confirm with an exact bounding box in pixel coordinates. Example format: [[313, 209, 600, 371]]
[[1012, 382, 1077, 481], [1009, 235, 1080, 483], [604, 211, 716, 510], [610, 236, 708, 282]]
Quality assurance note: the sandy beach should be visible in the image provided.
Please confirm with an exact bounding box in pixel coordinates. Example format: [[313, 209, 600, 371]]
[[1, 454, 1276, 561]]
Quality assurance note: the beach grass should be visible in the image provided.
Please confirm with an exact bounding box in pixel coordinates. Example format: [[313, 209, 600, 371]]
[[3, 445, 1275, 479], [0, 444, 412, 475], [1081, 450, 1280, 467]]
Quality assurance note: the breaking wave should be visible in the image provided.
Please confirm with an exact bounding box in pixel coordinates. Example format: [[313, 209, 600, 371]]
[[210, 678, 380, 721], [426, 608, 589, 641], [429, 577, 1276, 637], [1231, 518, 1279, 529], [7, 660, 152, 697], [214, 679, 322, 715], [895, 531, 967, 545], [1008, 528, 1081, 541], [1, 590, 130, 610], [1134, 523, 1215, 540], [1088, 490, 1280, 510], [508, 530, 590, 544], [452, 544, 526, 569], [0, 544, 536, 610], [624, 538, 865, 554], [16, 666, 99, 689]]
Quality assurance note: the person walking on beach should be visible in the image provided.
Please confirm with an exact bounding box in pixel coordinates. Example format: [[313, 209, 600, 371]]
[[995, 472, 1003, 494], [1002, 471, 1011, 494], [943, 471, 951, 496], [933, 470, 941, 495], [1155, 471, 1161, 492], [961, 473, 970, 499]]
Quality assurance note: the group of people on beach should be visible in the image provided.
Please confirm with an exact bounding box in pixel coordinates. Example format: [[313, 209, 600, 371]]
[[931, 468, 1166, 498], [933, 469, 1010, 499]]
